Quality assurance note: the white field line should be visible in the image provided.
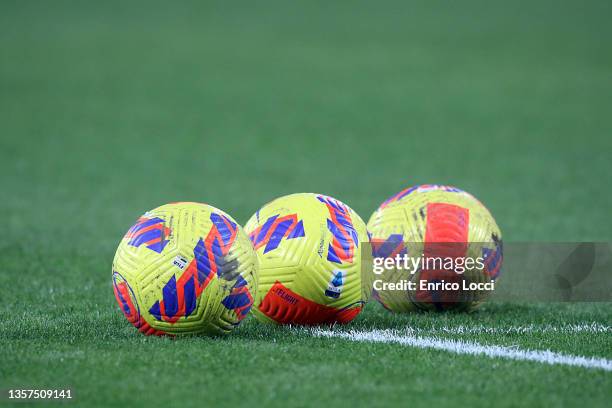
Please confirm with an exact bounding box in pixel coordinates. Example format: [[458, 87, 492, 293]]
[[312, 328, 612, 371], [406, 323, 611, 336]]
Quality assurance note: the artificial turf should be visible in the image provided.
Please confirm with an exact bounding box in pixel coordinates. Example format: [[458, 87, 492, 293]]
[[1, 1, 611, 407]]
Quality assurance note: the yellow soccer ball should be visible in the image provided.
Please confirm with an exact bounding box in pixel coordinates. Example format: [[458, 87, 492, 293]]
[[368, 185, 502, 312], [112, 202, 257, 336], [244, 193, 370, 325]]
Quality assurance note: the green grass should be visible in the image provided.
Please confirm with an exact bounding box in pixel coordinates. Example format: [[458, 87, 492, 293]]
[[1, 304, 611, 407], [1, 0, 611, 407]]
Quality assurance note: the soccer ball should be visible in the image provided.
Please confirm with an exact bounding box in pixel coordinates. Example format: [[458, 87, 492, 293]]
[[112, 202, 258, 336], [244, 193, 370, 325], [367, 185, 503, 312]]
